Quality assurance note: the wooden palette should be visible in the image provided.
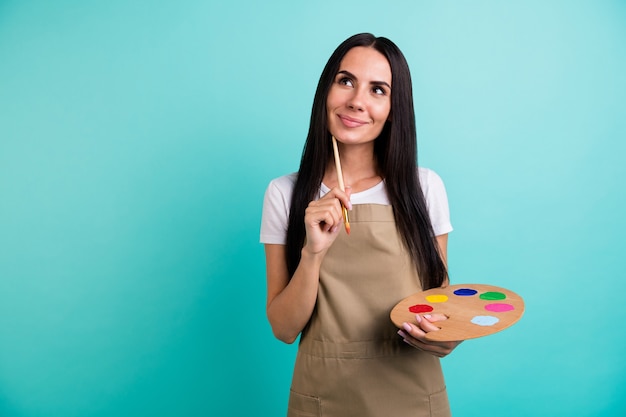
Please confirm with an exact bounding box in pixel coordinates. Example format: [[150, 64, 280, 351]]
[[390, 284, 525, 342]]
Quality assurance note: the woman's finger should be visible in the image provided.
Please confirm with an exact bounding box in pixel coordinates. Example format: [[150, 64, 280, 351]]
[[305, 203, 342, 230], [318, 187, 352, 210], [398, 319, 461, 357], [416, 314, 444, 332]]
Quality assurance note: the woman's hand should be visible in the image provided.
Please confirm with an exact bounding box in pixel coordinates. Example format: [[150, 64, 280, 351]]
[[302, 187, 352, 255], [397, 314, 462, 358]]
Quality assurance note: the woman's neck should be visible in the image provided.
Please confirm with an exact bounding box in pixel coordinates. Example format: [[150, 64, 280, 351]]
[[324, 142, 381, 193]]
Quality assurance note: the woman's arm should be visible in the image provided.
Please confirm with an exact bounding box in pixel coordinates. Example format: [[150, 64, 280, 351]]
[[265, 187, 351, 344], [436, 234, 448, 266], [265, 244, 325, 344], [436, 233, 449, 286]]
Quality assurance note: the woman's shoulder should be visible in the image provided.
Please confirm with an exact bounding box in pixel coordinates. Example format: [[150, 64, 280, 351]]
[[268, 172, 297, 188], [266, 172, 297, 196], [264, 172, 298, 206], [261, 173, 298, 244], [417, 167, 445, 189], [416, 167, 452, 235]]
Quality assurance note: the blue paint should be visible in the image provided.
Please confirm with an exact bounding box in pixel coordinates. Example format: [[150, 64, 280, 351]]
[[471, 316, 500, 326], [453, 288, 478, 296]]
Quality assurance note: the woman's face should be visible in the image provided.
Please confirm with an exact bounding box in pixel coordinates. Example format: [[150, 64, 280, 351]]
[[326, 46, 392, 145]]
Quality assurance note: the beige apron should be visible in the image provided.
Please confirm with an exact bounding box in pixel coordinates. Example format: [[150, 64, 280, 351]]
[[287, 204, 451, 417]]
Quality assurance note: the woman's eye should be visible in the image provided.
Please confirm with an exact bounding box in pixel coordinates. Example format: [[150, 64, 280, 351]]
[[338, 77, 353, 87], [373, 86, 386, 95]]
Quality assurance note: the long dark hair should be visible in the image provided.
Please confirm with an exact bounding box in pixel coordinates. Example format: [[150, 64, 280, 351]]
[[286, 33, 447, 290]]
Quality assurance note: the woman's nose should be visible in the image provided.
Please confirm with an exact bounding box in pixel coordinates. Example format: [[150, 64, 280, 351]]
[[347, 88, 365, 111]]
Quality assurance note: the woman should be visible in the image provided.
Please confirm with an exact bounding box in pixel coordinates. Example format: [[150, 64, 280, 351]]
[[260, 33, 461, 417]]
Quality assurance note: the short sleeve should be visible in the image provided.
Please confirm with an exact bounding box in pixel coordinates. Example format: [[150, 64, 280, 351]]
[[418, 168, 453, 236], [260, 174, 296, 244]]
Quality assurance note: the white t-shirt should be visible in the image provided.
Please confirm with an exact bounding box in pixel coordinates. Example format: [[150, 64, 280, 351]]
[[260, 167, 452, 244]]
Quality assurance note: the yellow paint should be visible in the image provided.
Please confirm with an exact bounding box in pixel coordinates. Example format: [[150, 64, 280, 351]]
[[425, 294, 448, 303]]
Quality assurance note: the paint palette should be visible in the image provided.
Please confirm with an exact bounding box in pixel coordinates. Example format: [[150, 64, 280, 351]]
[[390, 284, 524, 342]]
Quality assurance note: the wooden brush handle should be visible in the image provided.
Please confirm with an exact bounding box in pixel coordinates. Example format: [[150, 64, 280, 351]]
[[331, 136, 346, 192]]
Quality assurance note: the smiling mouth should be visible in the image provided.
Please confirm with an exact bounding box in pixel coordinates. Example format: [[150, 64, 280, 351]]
[[338, 115, 367, 128]]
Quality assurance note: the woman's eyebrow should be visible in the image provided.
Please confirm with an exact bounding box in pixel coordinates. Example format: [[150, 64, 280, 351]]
[[337, 70, 391, 89]]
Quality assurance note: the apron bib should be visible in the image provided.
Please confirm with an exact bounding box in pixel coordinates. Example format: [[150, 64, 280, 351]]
[[287, 204, 451, 417]]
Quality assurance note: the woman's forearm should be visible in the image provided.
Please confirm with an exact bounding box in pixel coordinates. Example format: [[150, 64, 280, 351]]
[[267, 249, 325, 344]]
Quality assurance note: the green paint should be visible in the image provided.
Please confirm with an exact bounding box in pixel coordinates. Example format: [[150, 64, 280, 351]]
[[479, 291, 506, 301]]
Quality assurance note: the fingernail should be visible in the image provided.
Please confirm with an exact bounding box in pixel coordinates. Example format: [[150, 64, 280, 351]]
[[423, 314, 431, 320], [415, 315, 422, 323], [402, 323, 412, 332]]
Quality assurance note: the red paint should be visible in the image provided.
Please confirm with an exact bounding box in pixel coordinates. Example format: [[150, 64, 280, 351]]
[[409, 304, 434, 314]]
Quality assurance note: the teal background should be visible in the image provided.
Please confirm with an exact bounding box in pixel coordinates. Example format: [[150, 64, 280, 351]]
[[1, 0, 624, 416]]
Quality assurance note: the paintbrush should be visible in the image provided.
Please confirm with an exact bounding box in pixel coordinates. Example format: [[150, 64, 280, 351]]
[[331, 136, 351, 235]]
